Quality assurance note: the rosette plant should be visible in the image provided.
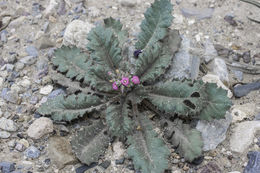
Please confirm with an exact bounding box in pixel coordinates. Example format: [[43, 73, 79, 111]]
[[38, 0, 232, 172]]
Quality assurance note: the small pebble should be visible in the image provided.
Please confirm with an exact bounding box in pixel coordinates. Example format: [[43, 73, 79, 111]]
[[24, 146, 41, 159], [242, 51, 251, 63], [26, 46, 38, 57]]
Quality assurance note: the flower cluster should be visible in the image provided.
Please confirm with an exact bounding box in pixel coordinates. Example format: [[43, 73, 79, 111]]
[[108, 70, 140, 91]]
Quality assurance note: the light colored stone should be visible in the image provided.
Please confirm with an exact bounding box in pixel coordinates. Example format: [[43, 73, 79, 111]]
[[63, 20, 94, 49], [88, 7, 101, 18], [0, 131, 11, 138], [197, 112, 232, 151], [47, 137, 77, 169], [39, 85, 53, 95], [18, 139, 29, 148], [44, 0, 59, 17], [0, 117, 17, 132], [228, 171, 241, 173], [213, 58, 229, 84], [112, 141, 125, 160], [202, 74, 232, 98], [0, 77, 4, 88], [231, 103, 256, 122], [27, 117, 53, 139], [230, 121, 260, 153], [204, 39, 217, 63], [17, 76, 31, 88]]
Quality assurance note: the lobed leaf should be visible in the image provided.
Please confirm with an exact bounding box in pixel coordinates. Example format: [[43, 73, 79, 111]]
[[71, 120, 110, 165], [148, 80, 205, 116], [52, 46, 92, 84], [135, 30, 181, 84], [106, 98, 133, 138], [104, 17, 128, 47], [148, 80, 232, 120], [87, 25, 122, 73], [37, 94, 104, 121], [199, 82, 232, 120], [127, 114, 169, 173], [162, 119, 203, 162], [52, 46, 113, 92], [135, 0, 173, 50]]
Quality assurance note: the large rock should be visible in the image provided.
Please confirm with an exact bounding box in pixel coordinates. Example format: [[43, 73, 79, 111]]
[[165, 37, 193, 80], [63, 20, 94, 49], [0, 117, 17, 132], [27, 117, 53, 139], [231, 103, 256, 123], [0, 131, 11, 138], [196, 113, 232, 151], [230, 121, 260, 153], [47, 137, 77, 169]]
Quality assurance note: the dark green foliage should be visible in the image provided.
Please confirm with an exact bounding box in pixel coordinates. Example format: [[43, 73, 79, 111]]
[[199, 82, 232, 120], [87, 25, 122, 72], [37, 0, 232, 172], [162, 119, 203, 161], [38, 94, 104, 121], [71, 121, 110, 165], [135, 0, 173, 50], [106, 98, 133, 138], [127, 114, 169, 173], [104, 17, 128, 47]]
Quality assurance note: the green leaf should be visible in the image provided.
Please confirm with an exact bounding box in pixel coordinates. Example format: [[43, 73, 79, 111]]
[[148, 80, 232, 119], [148, 80, 205, 116], [106, 98, 133, 138], [135, 29, 181, 83], [127, 114, 169, 173], [38, 94, 104, 121], [162, 119, 203, 162], [135, 0, 173, 50], [104, 17, 128, 47], [87, 25, 122, 73], [199, 82, 232, 120], [52, 46, 113, 92], [71, 120, 110, 165], [52, 46, 92, 84]]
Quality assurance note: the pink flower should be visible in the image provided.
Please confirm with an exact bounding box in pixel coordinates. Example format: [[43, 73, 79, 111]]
[[112, 82, 118, 90], [107, 71, 112, 76], [131, 76, 140, 84], [121, 77, 129, 86]]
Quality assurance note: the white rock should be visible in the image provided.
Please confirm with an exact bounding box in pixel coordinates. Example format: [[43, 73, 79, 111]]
[[27, 117, 53, 139], [44, 0, 59, 17], [0, 77, 3, 88], [231, 103, 256, 123], [0, 117, 17, 132], [0, 131, 11, 138], [17, 76, 31, 88], [173, 14, 184, 24], [202, 74, 233, 98], [228, 171, 241, 173], [213, 58, 229, 84], [63, 20, 94, 49], [230, 121, 260, 153], [40, 85, 53, 95], [112, 141, 125, 160]]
